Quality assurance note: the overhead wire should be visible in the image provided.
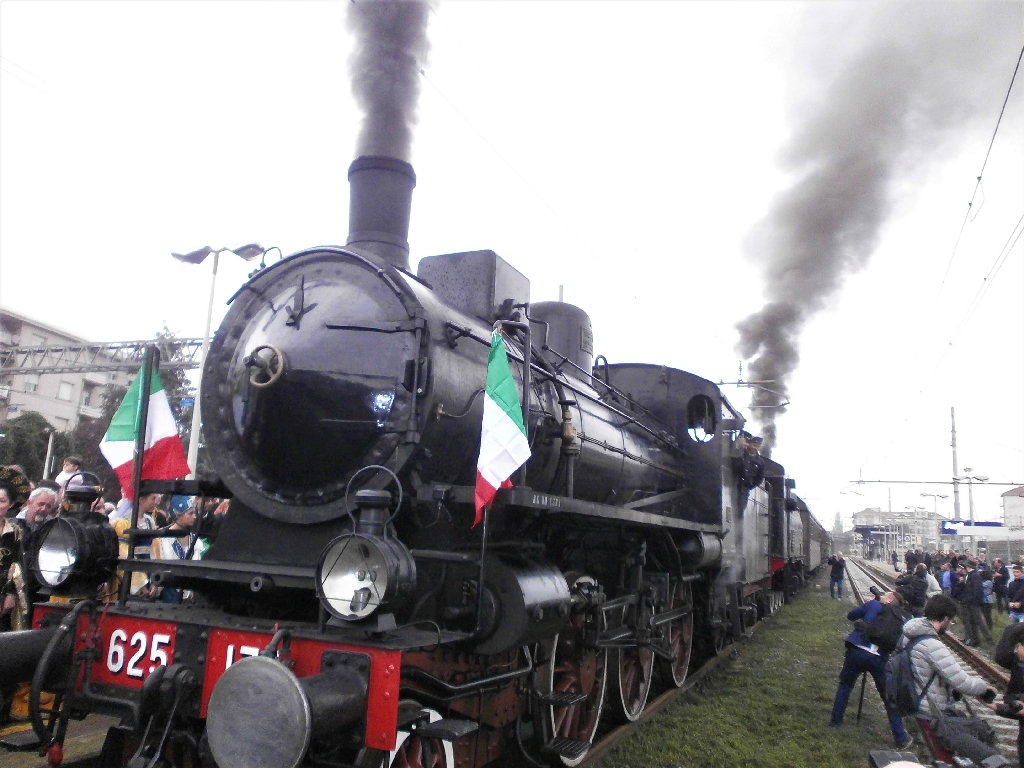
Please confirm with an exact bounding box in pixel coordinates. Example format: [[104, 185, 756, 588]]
[[943, 214, 1024, 348], [0, 55, 58, 98], [843, 44, 1024, 493], [936, 42, 1024, 294], [862, 215, 1024, 483], [416, 69, 610, 270]]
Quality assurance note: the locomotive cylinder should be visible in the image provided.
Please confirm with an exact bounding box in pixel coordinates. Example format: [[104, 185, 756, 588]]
[[677, 532, 723, 572], [473, 557, 571, 656], [206, 654, 368, 768]]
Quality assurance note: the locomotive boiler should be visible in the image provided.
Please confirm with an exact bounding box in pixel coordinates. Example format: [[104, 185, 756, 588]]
[[0, 154, 828, 768]]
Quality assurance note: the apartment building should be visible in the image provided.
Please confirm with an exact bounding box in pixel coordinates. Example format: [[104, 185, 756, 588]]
[[0, 308, 130, 431]]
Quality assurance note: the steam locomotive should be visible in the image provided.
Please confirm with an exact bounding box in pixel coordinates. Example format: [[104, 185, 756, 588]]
[[0, 155, 830, 768]]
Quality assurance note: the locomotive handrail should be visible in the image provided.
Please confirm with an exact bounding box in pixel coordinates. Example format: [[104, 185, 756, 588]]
[[538, 343, 664, 424], [576, 432, 687, 480], [442, 320, 682, 453], [623, 488, 690, 510], [408, 549, 478, 563], [324, 319, 423, 333]]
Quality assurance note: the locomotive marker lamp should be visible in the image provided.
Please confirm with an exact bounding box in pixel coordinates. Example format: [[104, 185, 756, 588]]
[[29, 473, 118, 595], [171, 242, 267, 477], [315, 487, 416, 622], [315, 533, 416, 621]]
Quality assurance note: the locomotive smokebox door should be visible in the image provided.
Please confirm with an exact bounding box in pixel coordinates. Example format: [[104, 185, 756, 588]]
[[201, 248, 420, 524]]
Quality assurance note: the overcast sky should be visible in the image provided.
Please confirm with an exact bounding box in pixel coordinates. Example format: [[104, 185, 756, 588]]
[[1, 1, 1021, 532]]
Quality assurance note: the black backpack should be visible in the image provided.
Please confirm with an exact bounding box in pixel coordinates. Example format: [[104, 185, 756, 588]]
[[864, 603, 912, 654], [885, 635, 936, 717]]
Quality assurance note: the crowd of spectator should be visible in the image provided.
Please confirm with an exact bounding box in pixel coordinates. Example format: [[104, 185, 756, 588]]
[[833, 548, 1024, 766], [0, 456, 228, 723], [879, 548, 1024, 648]]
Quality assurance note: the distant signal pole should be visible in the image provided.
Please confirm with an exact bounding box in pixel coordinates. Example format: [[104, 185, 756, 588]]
[[951, 407, 962, 521]]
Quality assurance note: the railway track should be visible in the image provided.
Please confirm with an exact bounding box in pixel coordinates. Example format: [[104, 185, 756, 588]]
[[847, 558, 1019, 764]]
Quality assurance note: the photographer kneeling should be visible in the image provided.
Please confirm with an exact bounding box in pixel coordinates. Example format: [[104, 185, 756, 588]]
[[900, 595, 1009, 767]]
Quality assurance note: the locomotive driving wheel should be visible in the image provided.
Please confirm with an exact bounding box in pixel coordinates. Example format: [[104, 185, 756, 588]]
[[661, 580, 693, 688], [535, 575, 608, 766], [355, 707, 455, 768], [609, 607, 654, 722]]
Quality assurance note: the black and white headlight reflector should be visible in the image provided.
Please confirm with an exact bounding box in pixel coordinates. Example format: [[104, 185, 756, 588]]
[[315, 534, 415, 621], [31, 516, 118, 593]]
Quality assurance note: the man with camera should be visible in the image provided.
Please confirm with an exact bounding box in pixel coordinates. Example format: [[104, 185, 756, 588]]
[[829, 587, 913, 748], [900, 595, 1009, 766], [827, 551, 846, 600]]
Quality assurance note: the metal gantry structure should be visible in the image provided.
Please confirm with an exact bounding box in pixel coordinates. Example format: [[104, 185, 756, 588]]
[[0, 338, 205, 376]]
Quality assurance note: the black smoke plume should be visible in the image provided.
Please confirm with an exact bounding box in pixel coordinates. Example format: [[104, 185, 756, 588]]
[[735, 3, 1021, 454], [347, 1, 432, 161]]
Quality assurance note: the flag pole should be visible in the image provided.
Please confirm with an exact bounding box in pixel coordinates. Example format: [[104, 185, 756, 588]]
[[474, 503, 490, 636], [118, 345, 159, 605]]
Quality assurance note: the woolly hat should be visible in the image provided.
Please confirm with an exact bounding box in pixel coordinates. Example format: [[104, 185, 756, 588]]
[[169, 495, 197, 518]]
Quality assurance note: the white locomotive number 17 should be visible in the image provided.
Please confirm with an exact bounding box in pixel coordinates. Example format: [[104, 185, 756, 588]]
[[225, 644, 260, 669], [106, 630, 171, 679]]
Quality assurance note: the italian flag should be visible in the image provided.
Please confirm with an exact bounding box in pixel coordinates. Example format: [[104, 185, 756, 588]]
[[474, 331, 532, 525], [100, 368, 191, 500]]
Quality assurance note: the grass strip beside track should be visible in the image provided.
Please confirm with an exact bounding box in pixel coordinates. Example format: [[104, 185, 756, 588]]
[[596, 569, 904, 768]]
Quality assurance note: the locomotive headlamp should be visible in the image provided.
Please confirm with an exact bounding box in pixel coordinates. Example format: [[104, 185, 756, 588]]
[[315, 533, 416, 621], [30, 516, 119, 594], [61, 471, 103, 514]]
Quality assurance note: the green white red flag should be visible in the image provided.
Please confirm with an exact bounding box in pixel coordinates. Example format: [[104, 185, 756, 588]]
[[474, 331, 531, 525], [99, 369, 191, 500]]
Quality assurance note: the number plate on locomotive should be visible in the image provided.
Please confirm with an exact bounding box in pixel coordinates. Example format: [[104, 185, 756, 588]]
[[91, 615, 177, 688]]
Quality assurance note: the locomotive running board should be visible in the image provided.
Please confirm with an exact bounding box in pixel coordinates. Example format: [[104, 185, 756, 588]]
[[491, 486, 722, 533]]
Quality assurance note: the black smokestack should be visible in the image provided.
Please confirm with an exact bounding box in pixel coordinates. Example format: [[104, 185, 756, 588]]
[[734, 4, 1021, 455], [345, 1, 431, 270], [346, 155, 417, 269]]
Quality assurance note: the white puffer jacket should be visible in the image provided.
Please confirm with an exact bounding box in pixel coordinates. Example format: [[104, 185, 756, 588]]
[[899, 617, 989, 718]]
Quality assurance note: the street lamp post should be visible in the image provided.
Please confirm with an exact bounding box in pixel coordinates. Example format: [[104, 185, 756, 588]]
[[905, 506, 925, 549], [921, 492, 948, 550], [171, 243, 266, 477], [954, 469, 989, 557]]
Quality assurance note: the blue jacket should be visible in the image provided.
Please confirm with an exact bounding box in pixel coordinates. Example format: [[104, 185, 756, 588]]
[[846, 599, 884, 649]]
